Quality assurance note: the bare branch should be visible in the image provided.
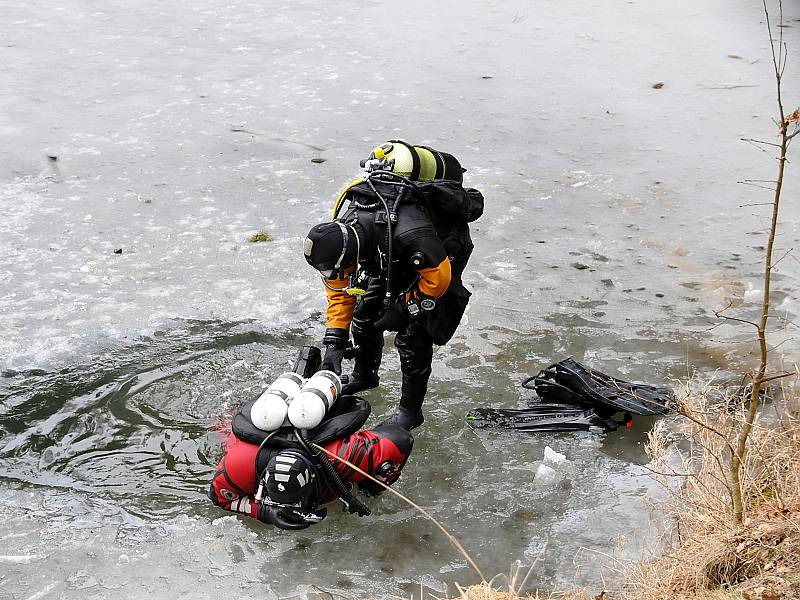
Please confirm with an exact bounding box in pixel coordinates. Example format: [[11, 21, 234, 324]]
[[766, 313, 799, 327], [703, 445, 737, 503], [703, 321, 729, 333], [713, 300, 737, 318], [700, 84, 759, 90], [767, 315, 799, 329], [643, 467, 693, 478], [741, 138, 780, 156], [737, 181, 777, 192], [771, 247, 794, 266], [740, 137, 781, 148], [764, 0, 780, 77], [762, 371, 795, 383], [675, 406, 737, 452], [713, 312, 760, 329], [767, 337, 796, 353]]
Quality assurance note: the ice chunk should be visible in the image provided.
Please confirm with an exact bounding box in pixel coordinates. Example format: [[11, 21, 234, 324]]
[[534, 463, 557, 484], [543, 446, 567, 467], [744, 282, 764, 303]]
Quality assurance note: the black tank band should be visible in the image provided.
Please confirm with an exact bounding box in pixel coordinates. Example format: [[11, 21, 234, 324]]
[[389, 139, 420, 180], [303, 386, 334, 411]]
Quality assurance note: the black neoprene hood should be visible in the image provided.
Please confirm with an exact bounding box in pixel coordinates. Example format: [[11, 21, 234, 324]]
[[304, 222, 357, 271]]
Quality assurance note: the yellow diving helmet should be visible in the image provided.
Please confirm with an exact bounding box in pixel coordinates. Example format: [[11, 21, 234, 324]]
[[360, 140, 465, 183]]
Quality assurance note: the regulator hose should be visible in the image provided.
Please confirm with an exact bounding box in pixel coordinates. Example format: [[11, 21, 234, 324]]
[[295, 429, 371, 517], [364, 176, 394, 310]]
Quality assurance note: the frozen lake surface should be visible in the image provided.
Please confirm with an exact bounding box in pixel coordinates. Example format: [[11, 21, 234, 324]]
[[1, 0, 799, 598]]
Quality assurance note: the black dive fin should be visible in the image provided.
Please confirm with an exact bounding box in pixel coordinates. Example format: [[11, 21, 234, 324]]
[[466, 405, 620, 433], [292, 345, 322, 377], [533, 358, 673, 416]]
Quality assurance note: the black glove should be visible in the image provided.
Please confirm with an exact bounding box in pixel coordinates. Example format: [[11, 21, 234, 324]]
[[258, 504, 312, 530], [374, 301, 411, 332], [321, 327, 348, 374]]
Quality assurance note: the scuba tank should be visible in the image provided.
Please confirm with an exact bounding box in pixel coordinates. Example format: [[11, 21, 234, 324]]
[[287, 370, 342, 429], [250, 369, 342, 432], [360, 140, 466, 183], [250, 372, 304, 432]]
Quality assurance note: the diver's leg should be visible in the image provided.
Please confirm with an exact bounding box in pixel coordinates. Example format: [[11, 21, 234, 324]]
[[381, 320, 433, 430], [342, 278, 384, 394]]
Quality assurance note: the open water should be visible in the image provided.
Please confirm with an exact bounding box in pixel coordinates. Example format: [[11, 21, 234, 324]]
[[1, 0, 799, 598]]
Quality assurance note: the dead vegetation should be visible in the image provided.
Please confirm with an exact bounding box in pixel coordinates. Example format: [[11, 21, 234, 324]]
[[444, 383, 800, 600], [617, 382, 800, 600]]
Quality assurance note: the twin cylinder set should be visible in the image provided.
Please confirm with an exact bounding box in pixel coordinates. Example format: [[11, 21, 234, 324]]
[[250, 370, 342, 431]]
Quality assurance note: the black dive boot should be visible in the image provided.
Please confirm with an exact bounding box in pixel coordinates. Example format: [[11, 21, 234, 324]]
[[380, 374, 426, 431], [381, 407, 424, 431], [341, 338, 382, 395], [341, 369, 380, 395]]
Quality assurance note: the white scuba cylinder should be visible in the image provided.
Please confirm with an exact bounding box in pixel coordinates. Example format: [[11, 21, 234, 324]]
[[250, 372, 304, 431], [287, 370, 342, 429]]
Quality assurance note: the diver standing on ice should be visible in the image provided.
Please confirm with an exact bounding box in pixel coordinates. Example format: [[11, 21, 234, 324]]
[[304, 141, 484, 430]]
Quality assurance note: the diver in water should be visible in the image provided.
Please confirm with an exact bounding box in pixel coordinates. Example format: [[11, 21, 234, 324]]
[[208, 422, 412, 529], [208, 346, 413, 530], [304, 141, 484, 431]]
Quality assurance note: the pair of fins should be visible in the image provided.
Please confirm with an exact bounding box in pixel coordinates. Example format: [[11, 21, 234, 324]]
[[467, 358, 674, 434]]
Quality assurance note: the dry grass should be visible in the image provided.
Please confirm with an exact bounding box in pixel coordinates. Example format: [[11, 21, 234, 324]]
[[621, 381, 800, 600], [443, 581, 594, 600], [451, 582, 599, 600], [248, 230, 275, 243], [455, 582, 546, 600]]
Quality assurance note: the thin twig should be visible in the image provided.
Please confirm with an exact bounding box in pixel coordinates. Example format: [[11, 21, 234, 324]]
[[741, 137, 781, 148], [772, 247, 794, 267], [737, 182, 777, 192], [700, 84, 759, 90], [761, 371, 795, 383], [675, 406, 737, 452], [767, 337, 795, 353], [714, 311, 760, 329]]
